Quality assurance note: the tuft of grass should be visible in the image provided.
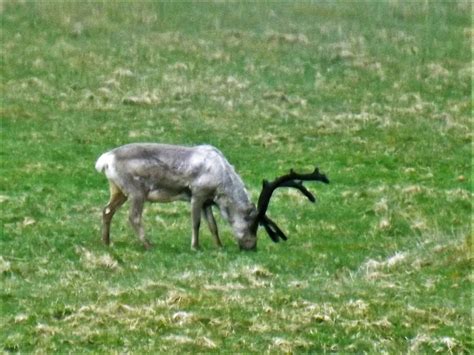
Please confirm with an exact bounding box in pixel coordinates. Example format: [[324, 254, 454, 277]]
[[1, 1, 471, 353]]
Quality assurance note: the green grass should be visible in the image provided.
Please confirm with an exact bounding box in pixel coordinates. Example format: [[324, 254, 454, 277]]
[[1, 1, 472, 353]]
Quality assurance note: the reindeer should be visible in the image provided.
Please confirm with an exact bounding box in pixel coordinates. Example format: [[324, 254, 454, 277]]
[[95, 143, 329, 250]]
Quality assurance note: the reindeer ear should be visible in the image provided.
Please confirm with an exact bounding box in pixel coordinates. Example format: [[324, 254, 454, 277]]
[[245, 205, 258, 221], [250, 204, 258, 216]]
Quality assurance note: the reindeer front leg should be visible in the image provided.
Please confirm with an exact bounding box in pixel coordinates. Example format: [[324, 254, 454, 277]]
[[203, 205, 222, 248], [190, 197, 205, 250]]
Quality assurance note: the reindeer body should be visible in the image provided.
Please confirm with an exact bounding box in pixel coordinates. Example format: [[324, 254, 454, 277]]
[[95, 143, 257, 250], [95, 143, 329, 251]]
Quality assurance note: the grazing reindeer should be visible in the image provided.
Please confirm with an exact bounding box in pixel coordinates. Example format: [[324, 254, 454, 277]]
[[95, 143, 329, 250]]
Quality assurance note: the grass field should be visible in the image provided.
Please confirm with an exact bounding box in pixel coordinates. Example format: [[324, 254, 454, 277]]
[[1, 1, 472, 353]]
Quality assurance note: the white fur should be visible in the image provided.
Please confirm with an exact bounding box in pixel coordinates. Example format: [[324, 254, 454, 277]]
[[95, 152, 121, 185], [95, 151, 114, 173]]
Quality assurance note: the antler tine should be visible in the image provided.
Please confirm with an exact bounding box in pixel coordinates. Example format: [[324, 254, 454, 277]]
[[288, 167, 328, 182], [260, 215, 288, 242], [278, 180, 316, 202]]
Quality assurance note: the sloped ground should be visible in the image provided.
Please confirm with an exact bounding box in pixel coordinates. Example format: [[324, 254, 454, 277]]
[[1, 1, 471, 353]]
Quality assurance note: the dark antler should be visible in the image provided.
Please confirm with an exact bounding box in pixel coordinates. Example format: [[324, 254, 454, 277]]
[[259, 215, 287, 242], [256, 167, 329, 242]]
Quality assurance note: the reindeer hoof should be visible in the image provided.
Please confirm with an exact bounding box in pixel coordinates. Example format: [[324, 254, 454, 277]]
[[143, 241, 153, 250]]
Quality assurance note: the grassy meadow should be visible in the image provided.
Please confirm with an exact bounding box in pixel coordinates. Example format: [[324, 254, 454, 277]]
[[1, 1, 472, 353]]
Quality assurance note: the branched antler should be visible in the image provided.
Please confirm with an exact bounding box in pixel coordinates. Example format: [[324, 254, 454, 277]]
[[256, 167, 329, 242]]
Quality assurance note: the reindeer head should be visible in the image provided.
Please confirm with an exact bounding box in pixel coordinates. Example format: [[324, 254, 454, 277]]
[[248, 167, 330, 246]]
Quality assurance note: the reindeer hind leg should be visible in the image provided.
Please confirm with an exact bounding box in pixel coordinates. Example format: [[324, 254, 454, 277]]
[[102, 181, 127, 246]]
